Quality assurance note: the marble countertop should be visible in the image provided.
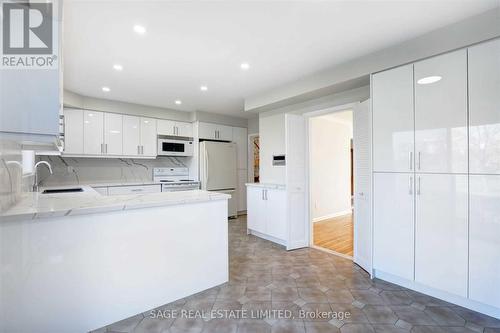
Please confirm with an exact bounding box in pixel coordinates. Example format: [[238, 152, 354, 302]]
[[1, 187, 230, 222], [245, 183, 286, 190]]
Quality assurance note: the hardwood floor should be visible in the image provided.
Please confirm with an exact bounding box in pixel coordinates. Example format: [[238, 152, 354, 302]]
[[313, 213, 353, 256]]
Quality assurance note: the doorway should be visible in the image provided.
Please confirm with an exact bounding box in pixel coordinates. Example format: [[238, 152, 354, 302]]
[[309, 110, 354, 258], [248, 133, 260, 183]]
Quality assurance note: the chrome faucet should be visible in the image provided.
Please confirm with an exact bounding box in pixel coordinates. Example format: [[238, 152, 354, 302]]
[[33, 161, 53, 192]]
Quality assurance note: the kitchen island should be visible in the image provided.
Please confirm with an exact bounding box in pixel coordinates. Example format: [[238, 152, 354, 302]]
[[0, 188, 230, 333]]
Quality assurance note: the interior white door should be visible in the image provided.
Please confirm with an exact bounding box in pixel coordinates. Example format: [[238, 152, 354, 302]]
[[469, 175, 500, 308], [247, 186, 266, 234], [203, 142, 237, 191], [63, 109, 83, 154], [468, 39, 500, 175], [414, 50, 468, 174], [104, 113, 123, 155], [83, 110, 104, 155], [353, 99, 373, 274], [286, 114, 308, 250], [266, 188, 287, 240], [140, 118, 157, 157], [415, 173, 468, 297], [373, 173, 414, 280], [122, 115, 140, 156], [372, 65, 414, 173]]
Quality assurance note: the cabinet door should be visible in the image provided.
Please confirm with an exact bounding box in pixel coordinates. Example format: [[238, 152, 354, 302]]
[[140, 118, 157, 157], [415, 174, 468, 297], [469, 175, 500, 308], [233, 127, 248, 169], [63, 109, 83, 154], [237, 169, 247, 212], [468, 39, 500, 174], [266, 188, 287, 240], [217, 125, 233, 141], [176, 121, 193, 138], [103, 113, 123, 155], [157, 119, 176, 136], [122, 115, 141, 156], [247, 187, 266, 234], [372, 65, 414, 172], [83, 111, 104, 155], [198, 122, 217, 140], [373, 173, 414, 280], [414, 50, 468, 173]]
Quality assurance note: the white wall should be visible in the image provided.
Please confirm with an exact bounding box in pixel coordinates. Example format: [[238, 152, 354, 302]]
[[310, 112, 353, 221], [259, 113, 286, 184]]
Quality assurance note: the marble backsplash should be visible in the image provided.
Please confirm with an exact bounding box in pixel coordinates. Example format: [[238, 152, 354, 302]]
[[37, 156, 189, 187], [0, 136, 33, 213]]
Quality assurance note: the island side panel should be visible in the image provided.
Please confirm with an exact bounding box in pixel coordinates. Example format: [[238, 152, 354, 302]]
[[0, 199, 229, 333]]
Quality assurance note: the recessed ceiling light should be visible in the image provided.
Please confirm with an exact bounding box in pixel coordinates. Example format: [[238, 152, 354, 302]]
[[102, 87, 110, 92], [240, 62, 250, 70], [417, 76, 442, 85], [175, 100, 182, 105], [200, 85, 208, 91], [133, 25, 146, 34], [113, 64, 123, 71]]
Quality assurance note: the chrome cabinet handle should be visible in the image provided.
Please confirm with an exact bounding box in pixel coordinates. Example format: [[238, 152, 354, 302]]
[[409, 176, 413, 195], [137, 145, 140, 155], [418, 152, 421, 170], [105, 144, 108, 154], [262, 189, 265, 200], [101, 143, 104, 154], [141, 146, 144, 155], [265, 189, 268, 200], [417, 176, 421, 195], [131, 188, 143, 192], [409, 151, 413, 171]]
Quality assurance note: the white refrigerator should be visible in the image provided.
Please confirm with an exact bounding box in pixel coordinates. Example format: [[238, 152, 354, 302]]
[[199, 141, 238, 217]]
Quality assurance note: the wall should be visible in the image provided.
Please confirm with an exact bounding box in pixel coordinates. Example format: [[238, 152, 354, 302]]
[[310, 112, 353, 221], [259, 113, 286, 184], [37, 156, 189, 187], [247, 117, 259, 134], [245, 8, 500, 111]]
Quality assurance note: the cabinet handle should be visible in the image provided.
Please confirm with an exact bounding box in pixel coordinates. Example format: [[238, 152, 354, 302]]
[[265, 189, 268, 200], [409, 176, 413, 195], [101, 143, 104, 154], [173, 125, 176, 135], [141, 146, 144, 155], [262, 189, 265, 200], [417, 176, 421, 195], [418, 152, 421, 170], [105, 144, 108, 154], [137, 145, 140, 155], [409, 151, 413, 171]]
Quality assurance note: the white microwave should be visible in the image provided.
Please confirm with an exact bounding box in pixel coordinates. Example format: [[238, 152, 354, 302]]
[[157, 137, 194, 156]]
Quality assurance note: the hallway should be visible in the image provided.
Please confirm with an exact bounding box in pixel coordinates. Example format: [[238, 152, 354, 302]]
[[96, 216, 500, 333], [313, 214, 353, 256]]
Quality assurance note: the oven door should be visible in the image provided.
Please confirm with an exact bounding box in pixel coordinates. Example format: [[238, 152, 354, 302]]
[[158, 139, 193, 156]]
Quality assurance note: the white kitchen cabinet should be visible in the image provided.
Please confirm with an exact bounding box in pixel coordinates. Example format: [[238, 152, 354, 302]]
[[198, 122, 233, 141], [233, 127, 248, 170], [122, 115, 141, 156], [158, 120, 193, 137], [373, 173, 414, 280], [104, 113, 123, 155], [237, 169, 247, 212], [140, 117, 157, 157], [468, 39, 500, 175], [469, 175, 500, 308], [247, 186, 266, 234], [247, 185, 286, 240], [415, 173, 468, 297], [414, 50, 468, 174], [372, 65, 414, 173], [64, 109, 84, 154], [83, 111, 104, 155]]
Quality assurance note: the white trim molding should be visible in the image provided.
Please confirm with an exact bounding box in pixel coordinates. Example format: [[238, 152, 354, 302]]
[[312, 209, 352, 223]]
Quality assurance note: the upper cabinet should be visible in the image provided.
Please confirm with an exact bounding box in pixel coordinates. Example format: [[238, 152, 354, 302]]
[[63, 109, 156, 158], [198, 122, 233, 141], [468, 39, 500, 175], [158, 120, 193, 138], [372, 65, 414, 173], [414, 50, 468, 174]]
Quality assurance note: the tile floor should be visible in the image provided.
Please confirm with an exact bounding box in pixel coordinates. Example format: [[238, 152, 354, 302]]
[[94, 216, 500, 333]]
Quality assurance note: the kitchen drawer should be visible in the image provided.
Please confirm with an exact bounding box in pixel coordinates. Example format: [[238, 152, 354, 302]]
[[107, 185, 161, 195]]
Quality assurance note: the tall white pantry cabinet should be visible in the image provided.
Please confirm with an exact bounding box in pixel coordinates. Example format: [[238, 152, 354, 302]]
[[372, 39, 500, 317]]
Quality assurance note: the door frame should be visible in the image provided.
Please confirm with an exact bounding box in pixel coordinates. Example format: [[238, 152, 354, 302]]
[[304, 102, 358, 257], [247, 132, 259, 183]]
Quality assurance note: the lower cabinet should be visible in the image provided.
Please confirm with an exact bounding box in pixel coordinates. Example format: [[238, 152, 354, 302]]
[[415, 174, 468, 297], [373, 173, 414, 280], [247, 185, 286, 241], [469, 175, 500, 308]]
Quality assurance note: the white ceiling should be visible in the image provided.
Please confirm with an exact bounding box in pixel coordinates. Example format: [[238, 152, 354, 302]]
[[63, 0, 498, 118]]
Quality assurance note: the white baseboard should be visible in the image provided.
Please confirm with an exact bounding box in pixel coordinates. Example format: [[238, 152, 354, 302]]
[[312, 209, 352, 223]]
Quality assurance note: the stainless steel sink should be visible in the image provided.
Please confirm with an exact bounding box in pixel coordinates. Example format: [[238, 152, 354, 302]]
[[42, 188, 84, 194]]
